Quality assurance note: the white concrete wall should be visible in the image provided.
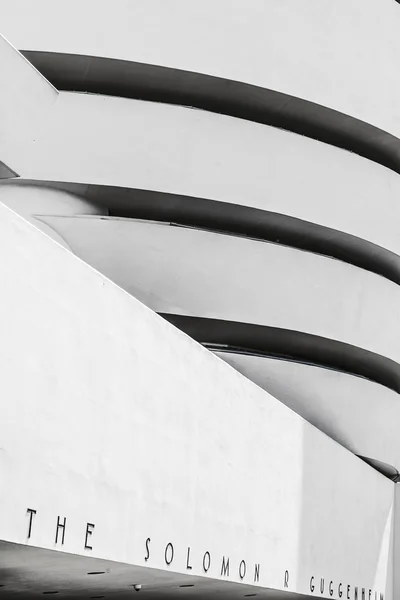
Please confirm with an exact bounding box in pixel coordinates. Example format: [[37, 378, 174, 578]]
[[0, 201, 395, 599], [0, 184, 104, 247], [0, 34, 57, 173], [3, 30, 400, 486], [0, 184, 103, 217], [2, 91, 400, 258], [25, 214, 400, 370], [1, 14, 399, 596], [1, 30, 399, 259], [1, 0, 400, 137], [4, 185, 400, 476], [216, 352, 400, 472]]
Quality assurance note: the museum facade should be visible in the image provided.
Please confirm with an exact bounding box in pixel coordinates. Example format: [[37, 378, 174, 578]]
[[0, 0, 399, 598]]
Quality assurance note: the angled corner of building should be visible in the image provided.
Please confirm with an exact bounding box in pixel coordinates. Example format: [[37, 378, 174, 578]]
[[0, 1, 400, 599]]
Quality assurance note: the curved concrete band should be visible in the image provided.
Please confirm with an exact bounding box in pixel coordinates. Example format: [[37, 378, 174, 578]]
[[22, 51, 400, 177], [163, 315, 400, 395], [1, 184, 399, 393], [2, 0, 400, 137], [7, 182, 400, 477], [7, 92, 400, 267], [8, 179, 400, 287], [5, 205, 396, 396], [3, 182, 400, 397], [214, 350, 400, 477]]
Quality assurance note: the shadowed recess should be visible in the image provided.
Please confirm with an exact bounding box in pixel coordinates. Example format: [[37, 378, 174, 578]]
[[0, 161, 18, 179], [358, 456, 400, 482], [4, 179, 400, 287], [159, 314, 400, 395], [22, 51, 400, 176]]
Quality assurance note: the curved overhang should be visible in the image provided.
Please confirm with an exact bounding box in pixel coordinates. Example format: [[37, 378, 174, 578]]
[[4, 184, 400, 397], [22, 51, 400, 177], [4, 179, 400, 287], [4, 92, 400, 264], [30, 213, 400, 374], [161, 315, 400, 395], [2, 0, 400, 138], [213, 350, 400, 479]]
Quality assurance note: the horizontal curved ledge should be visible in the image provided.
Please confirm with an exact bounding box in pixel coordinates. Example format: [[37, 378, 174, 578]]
[[160, 314, 400, 395], [7, 179, 400, 288], [21, 51, 400, 177]]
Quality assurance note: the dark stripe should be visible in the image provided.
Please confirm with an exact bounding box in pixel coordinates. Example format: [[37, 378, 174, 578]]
[[22, 51, 400, 176], [358, 456, 399, 482], [160, 314, 400, 394], [6, 180, 400, 287]]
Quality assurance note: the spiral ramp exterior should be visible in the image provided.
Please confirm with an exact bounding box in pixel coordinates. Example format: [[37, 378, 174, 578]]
[[1, 1, 400, 598]]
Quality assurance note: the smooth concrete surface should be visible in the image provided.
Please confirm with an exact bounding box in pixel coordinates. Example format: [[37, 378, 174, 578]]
[[214, 352, 400, 473], [1, 0, 400, 138], [1, 6, 400, 599], [0, 201, 394, 599], [28, 214, 400, 373], [0, 33, 57, 173], [0, 185, 105, 248], [3, 89, 400, 261], [5, 180, 400, 289], [0, 185, 104, 217], [2, 32, 400, 261], [20, 51, 400, 179]]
